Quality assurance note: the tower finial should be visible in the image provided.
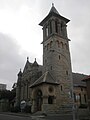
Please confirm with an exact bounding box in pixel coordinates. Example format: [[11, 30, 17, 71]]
[[52, 3, 54, 7], [27, 57, 29, 61], [35, 58, 36, 61]]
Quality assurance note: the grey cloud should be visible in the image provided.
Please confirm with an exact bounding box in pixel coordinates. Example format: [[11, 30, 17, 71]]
[[0, 33, 29, 89], [0, 0, 90, 89], [0, 0, 38, 11]]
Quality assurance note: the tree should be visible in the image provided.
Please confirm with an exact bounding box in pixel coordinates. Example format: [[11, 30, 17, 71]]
[[0, 89, 16, 101]]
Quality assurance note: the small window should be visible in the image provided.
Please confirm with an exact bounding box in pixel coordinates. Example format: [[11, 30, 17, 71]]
[[44, 46, 46, 50], [55, 21, 58, 33], [66, 71, 68, 75], [81, 88, 83, 91], [60, 42, 63, 48], [59, 55, 60, 60], [61, 85, 62, 91], [50, 41, 53, 48], [46, 26, 49, 37], [47, 43, 49, 50], [51, 66, 52, 70], [50, 21, 52, 34], [56, 40, 60, 47], [65, 43, 67, 50], [79, 93, 81, 104], [84, 94, 87, 103], [73, 93, 76, 102], [61, 22, 63, 31], [48, 96, 54, 104]]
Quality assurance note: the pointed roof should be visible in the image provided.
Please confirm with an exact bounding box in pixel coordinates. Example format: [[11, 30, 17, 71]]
[[39, 4, 70, 26], [30, 71, 59, 88], [23, 57, 32, 73], [49, 3, 60, 15], [32, 58, 39, 67], [18, 68, 22, 77], [72, 73, 87, 87]]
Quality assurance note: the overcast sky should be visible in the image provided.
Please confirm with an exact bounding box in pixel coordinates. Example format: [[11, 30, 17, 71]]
[[0, 0, 90, 90]]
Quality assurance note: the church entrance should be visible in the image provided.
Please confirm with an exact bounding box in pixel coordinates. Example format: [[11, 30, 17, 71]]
[[36, 89, 42, 111]]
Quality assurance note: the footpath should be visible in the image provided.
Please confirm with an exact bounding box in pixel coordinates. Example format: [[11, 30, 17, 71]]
[[0, 111, 90, 120], [0, 112, 47, 120]]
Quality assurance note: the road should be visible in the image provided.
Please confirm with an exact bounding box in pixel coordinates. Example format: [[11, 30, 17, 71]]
[[0, 113, 73, 120], [0, 114, 32, 120]]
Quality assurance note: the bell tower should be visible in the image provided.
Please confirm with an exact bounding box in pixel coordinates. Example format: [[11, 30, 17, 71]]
[[39, 4, 73, 107]]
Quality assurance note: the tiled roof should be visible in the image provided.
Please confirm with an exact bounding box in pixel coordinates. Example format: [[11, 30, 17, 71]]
[[72, 73, 87, 87], [49, 4, 60, 15], [30, 71, 59, 88], [82, 75, 90, 81], [22, 57, 88, 87], [39, 4, 70, 26]]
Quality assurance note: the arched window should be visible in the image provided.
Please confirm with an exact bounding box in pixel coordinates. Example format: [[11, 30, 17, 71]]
[[44, 46, 46, 50], [26, 80, 28, 99], [47, 43, 49, 50], [74, 93, 76, 102], [60, 21, 67, 38], [66, 71, 68, 75], [50, 21, 52, 34], [56, 40, 60, 47], [61, 22, 63, 32], [55, 20, 58, 33], [61, 85, 63, 91], [64, 43, 67, 50], [59, 55, 60, 60], [79, 93, 81, 104], [36, 89, 43, 111], [50, 41, 53, 48], [84, 94, 87, 103], [64, 43, 68, 50], [60, 42, 63, 48], [46, 26, 49, 37]]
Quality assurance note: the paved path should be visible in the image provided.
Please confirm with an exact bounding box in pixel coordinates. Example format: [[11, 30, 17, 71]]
[[0, 113, 31, 120], [0, 112, 74, 120]]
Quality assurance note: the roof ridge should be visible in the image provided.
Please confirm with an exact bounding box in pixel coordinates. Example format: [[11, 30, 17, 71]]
[[29, 72, 45, 87], [30, 71, 59, 88], [43, 71, 48, 82]]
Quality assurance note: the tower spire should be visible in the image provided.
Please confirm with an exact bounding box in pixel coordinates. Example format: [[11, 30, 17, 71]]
[[20, 68, 21, 71], [52, 3, 54, 7], [27, 57, 29, 61], [35, 58, 36, 61]]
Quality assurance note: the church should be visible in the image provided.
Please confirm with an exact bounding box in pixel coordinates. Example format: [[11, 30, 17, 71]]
[[16, 4, 87, 113]]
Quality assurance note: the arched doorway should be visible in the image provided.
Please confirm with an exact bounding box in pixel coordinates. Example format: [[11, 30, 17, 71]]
[[36, 89, 43, 111]]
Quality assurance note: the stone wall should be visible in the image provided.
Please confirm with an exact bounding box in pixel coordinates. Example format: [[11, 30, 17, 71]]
[[0, 99, 9, 112]]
